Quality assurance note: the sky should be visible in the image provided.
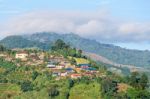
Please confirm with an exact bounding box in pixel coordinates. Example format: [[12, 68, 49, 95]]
[[0, 0, 150, 50]]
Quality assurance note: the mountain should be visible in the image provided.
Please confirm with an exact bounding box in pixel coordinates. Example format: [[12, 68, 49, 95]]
[[0, 35, 50, 50], [1, 32, 150, 67]]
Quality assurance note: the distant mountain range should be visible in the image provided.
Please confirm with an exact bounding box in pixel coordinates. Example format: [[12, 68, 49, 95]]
[[1, 32, 150, 67]]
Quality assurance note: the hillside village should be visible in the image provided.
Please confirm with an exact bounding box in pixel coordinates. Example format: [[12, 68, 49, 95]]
[[0, 47, 102, 80], [0, 40, 150, 99]]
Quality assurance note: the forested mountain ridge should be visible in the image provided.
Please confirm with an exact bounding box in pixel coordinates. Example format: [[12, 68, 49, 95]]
[[0, 35, 50, 50], [1, 32, 150, 67]]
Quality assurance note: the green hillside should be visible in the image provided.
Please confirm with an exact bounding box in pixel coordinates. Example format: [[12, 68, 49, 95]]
[[0, 35, 50, 50], [1, 32, 150, 67], [0, 40, 149, 99]]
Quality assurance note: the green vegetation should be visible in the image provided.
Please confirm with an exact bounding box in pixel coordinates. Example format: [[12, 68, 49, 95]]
[[74, 58, 89, 65], [0, 83, 20, 98], [1, 32, 150, 67], [0, 44, 6, 51], [69, 82, 101, 99], [0, 35, 50, 50], [51, 39, 83, 59], [0, 39, 149, 99], [0, 58, 16, 68], [21, 80, 33, 92]]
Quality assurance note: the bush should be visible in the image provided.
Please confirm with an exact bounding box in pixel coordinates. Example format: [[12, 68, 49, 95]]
[[48, 87, 59, 98], [21, 80, 33, 92]]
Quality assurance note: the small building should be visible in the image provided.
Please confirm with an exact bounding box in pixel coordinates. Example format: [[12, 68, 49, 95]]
[[38, 52, 45, 60], [65, 68, 74, 73], [84, 67, 97, 73], [52, 72, 60, 77], [56, 65, 65, 69], [71, 74, 81, 79], [60, 61, 73, 68], [75, 67, 82, 73], [60, 72, 68, 77], [52, 69, 61, 77], [0, 53, 7, 57], [47, 62, 56, 68], [80, 65, 89, 69], [78, 64, 90, 67], [15, 51, 28, 60], [83, 72, 93, 77]]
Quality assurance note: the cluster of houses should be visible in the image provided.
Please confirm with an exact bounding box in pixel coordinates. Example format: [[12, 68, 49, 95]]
[[0, 50, 100, 79], [15, 51, 45, 66], [46, 56, 99, 79]]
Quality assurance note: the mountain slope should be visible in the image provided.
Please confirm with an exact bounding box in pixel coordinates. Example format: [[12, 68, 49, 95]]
[[1, 32, 150, 67], [0, 35, 50, 49], [24, 32, 150, 67]]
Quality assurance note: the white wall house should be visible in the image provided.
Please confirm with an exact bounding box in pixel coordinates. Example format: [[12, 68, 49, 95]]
[[47, 64, 56, 68], [16, 52, 28, 59]]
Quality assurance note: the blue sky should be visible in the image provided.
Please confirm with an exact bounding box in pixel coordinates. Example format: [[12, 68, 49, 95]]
[[0, 0, 150, 21], [0, 0, 150, 50]]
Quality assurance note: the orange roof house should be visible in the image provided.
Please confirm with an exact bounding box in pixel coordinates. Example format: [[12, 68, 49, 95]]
[[70, 74, 82, 79]]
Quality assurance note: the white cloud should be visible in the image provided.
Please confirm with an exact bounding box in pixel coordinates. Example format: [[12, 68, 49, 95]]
[[1, 10, 150, 43]]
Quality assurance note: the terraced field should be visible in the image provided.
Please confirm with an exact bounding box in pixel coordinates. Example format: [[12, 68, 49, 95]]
[[0, 83, 21, 98], [69, 82, 101, 99], [0, 68, 5, 73], [6, 72, 32, 81], [74, 58, 90, 65]]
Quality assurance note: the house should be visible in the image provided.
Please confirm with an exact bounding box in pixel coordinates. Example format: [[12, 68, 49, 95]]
[[84, 67, 97, 73], [38, 52, 45, 60], [0, 53, 7, 57], [65, 68, 74, 73], [75, 67, 82, 73], [49, 56, 64, 63], [83, 72, 93, 77], [47, 62, 56, 68], [52, 72, 60, 77], [60, 72, 68, 77], [56, 65, 65, 69], [52, 69, 61, 77], [71, 74, 82, 79], [78, 64, 90, 68], [80, 65, 89, 69], [15, 51, 28, 60]]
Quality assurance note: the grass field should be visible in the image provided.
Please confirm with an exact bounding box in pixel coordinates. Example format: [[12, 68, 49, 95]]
[[6, 71, 32, 81], [0, 83, 21, 98], [0, 68, 5, 73], [74, 58, 90, 65], [69, 82, 101, 99]]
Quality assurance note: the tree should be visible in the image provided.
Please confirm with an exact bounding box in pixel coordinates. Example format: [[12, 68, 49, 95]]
[[32, 71, 39, 80], [101, 78, 118, 97], [77, 49, 82, 58], [69, 48, 76, 57], [21, 80, 33, 92], [0, 45, 6, 52], [52, 39, 69, 50], [127, 88, 150, 99], [129, 72, 140, 89], [70, 58, 76, 65], [139, 73, 149, 90], [68, 79, 74, 89], [48, 87, 59, 98]]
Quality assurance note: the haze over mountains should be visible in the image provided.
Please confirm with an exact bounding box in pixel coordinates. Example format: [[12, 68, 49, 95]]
[[1, 32, 150, 68]]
